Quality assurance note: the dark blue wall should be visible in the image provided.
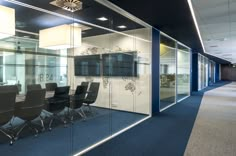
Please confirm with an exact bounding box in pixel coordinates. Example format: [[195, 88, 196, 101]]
[[192, 53, 198, 91], [152, 28, 160, 114], [215, 63, 220, 82]]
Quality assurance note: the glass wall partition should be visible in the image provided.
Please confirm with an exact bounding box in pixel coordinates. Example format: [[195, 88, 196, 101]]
[[201, 55, 205, 89], [177, 44, 190, 101], [0, 36, 69, 94], [209, 60, 215, 85], [204, 57, 209, 87], [67, 2, 152, 153], [198, 54, 209, 90], [198, 54, 202, 90], [160, 34, 176, 110], [160, 34, 191, 111], [0, 0, 151, 156]]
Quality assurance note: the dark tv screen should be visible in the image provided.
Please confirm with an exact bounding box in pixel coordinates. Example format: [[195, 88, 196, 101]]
[[102, 52, 138, 77], [74, 55, 101, 76]]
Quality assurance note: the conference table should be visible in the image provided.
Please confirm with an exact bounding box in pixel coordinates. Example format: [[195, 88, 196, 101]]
[[15, 90, 75, 104]]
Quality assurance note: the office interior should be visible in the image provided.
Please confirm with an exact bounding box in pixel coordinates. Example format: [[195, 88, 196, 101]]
[[0, 0, 220, 155], [0, 0, 152, 155]]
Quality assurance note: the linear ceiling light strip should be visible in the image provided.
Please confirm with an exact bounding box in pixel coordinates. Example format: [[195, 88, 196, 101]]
[[16, 29, 39, 36], [187, 0, 206, 53], [4, 0, 151, 43]]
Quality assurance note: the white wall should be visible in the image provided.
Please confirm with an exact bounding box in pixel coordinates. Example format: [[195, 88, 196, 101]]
[[67, 28, 151, 114]]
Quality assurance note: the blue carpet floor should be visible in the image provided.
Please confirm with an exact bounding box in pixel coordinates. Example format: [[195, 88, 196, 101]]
[[0, 82, 229, 156], [85, 81, 230, 156], [0, 108, 146, 156]]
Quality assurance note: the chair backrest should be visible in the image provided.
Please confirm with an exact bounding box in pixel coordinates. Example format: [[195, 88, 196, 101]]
[[81, 82, 89, 91], [54, 86, 70, 96], [86, 82, 100, 102], [72, 85, 87, 109], [16, 89, 46, 121], [45, 83, 57, 91], [75, 85, 87, 97], [0, 91, 16, 125], [0, 85, 19, 94], [27, 84, 42, 91], [49, 86, 70, 111]]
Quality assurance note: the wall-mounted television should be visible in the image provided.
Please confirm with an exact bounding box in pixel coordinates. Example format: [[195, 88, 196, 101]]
[[74, 55, 101, 76], [102, 52, 138, 77]]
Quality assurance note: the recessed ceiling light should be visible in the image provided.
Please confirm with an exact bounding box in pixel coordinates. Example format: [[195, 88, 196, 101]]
[[70, 23, 92, 31], [72, 23, 80, 26], [97, 17, 108, 21], [117, 25, 127, 29]]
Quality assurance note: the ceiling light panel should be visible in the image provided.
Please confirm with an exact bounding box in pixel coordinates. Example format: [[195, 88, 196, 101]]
[[117, 25, 127, 29], [0, 5, 15, 39], [97, 17, 108, 21]]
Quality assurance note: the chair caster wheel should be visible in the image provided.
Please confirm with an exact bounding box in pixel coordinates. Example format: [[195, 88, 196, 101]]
[[14, 137, 18, 141], [9, 140, 13, 145]]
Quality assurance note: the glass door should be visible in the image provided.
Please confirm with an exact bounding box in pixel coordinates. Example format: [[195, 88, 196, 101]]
[[177, 44, 190, 101], [160, 34, 176, 110]]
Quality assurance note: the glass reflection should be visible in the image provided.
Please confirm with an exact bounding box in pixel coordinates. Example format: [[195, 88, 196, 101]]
[[160, 35, 176, 110], [177, 46, 190, 101], [0, 0, 152, 155]]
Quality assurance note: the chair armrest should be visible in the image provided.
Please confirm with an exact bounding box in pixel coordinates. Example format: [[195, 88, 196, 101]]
[[0, 109, 14, 114], [20, 104, 44, 110]]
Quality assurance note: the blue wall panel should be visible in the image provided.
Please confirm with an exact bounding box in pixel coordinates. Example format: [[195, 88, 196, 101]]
[[192, 53, 198, 91], [152, 28, 160, 114], [215, 63, 220, 82]]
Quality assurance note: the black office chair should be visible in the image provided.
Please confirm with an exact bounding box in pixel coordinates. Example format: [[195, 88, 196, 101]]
[[83, 82, 100, 115], [14, 89, 46, 140], [27, 84, 42, 91], [81, 82, 89, 91], [48, 86, 70, 130], [0, 91, 16, 145], [0, 85, 19, 94], [70, 85, 87, 121], [45, 83, 57, 91]]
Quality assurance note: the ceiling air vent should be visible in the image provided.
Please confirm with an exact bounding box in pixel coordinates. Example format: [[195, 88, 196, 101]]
[[210, 45, 218, 48], [50, 0, 83, 12]]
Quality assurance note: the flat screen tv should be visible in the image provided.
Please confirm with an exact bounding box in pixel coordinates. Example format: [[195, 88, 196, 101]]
[[102, 52, 138, 77], [74, 55, 101, 76]]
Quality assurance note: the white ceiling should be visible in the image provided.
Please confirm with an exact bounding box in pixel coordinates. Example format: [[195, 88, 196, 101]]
[[191, 0, 236, 63]]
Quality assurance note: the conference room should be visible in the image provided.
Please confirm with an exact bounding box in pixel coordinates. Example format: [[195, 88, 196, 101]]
[[0, 0, 152, 155]]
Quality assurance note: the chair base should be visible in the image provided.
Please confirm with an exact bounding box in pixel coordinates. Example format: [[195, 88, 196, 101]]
[[48, 108, 70, 131], [0, 128, 14, 145], [70, 108, 86, 123], [14, 121, 39, 141], [84, 104, 96, 116]]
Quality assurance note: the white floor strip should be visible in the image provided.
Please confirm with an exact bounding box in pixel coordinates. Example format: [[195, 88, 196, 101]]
[[73, 115, 151, 156]]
